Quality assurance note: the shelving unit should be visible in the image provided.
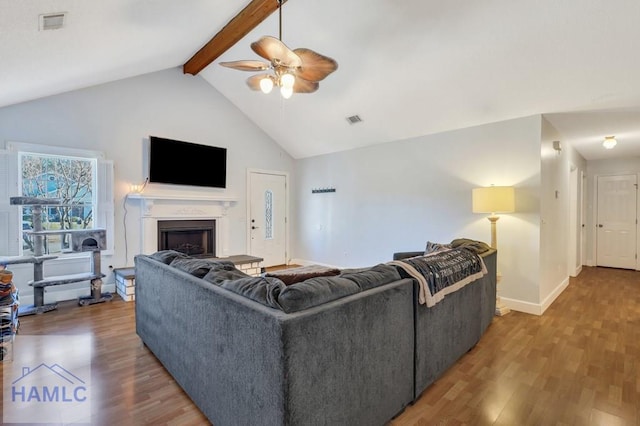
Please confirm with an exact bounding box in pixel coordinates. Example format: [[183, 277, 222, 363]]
[[0, 271, 18, 361], [2, 197, 111, 315]]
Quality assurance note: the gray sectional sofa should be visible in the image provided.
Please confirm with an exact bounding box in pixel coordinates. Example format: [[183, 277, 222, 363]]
[[393, 249, 497, 398], [135, 247, 497, 426]]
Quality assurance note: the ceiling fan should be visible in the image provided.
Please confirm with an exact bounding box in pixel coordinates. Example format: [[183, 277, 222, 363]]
[[219, 0, 338, 99]]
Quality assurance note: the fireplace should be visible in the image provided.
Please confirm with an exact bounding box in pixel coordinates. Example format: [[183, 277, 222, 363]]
[[129, 192, 236, 257], [157, 220, 216, 257]]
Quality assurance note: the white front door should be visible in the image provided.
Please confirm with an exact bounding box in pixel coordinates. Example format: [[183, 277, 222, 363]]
[[596, 175, 637, 269], [248, 171, 287, 267]]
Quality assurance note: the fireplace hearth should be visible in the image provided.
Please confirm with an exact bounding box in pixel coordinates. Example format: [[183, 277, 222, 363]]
[[157, 220, 216, 257]]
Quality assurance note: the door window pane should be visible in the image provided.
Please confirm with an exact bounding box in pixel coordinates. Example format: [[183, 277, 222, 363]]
[[265, 190, 273, 240]]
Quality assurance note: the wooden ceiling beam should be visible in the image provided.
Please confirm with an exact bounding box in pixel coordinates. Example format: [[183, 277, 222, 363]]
[[183, 0, 287, 76]]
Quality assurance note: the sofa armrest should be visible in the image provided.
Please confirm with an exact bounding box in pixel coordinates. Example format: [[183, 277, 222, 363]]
[[393, 251, 423, 260]]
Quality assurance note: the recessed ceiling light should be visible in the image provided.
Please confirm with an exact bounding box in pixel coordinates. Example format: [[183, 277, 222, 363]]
[[39, 13, 66, 31]]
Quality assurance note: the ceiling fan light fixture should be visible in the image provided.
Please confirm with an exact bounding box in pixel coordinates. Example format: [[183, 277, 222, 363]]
[[280, 72, 295, 89], [603, 136, 617, 149], [260, 76, 274, 94], [280, 86, 293, 99], [220, 0, 336, 99]]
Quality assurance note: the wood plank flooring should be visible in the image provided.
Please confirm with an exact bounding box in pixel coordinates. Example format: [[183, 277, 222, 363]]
[[4, 266, 639, 425], [393, 266, 640, 426]]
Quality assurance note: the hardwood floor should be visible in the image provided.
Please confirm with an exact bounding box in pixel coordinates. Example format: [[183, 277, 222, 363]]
[[5, 266, 639, 425], [264, 264, 302, 273], [393, 266, 640, 426]]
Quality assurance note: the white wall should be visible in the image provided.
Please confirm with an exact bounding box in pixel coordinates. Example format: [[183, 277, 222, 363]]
[[0, 68, 590, 313], [294, 115, 543, 307], [0, 67, 294, 304], [586, 156, 640, 268], [538, 118, 587, 313]]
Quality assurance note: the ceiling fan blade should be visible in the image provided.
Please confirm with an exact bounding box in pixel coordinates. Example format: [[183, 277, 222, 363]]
[[220, 60, 270, 71], [294, 48, 338, 82], [293, 78, 319, 94], [251, 36, 302, 67], [246, 74, 273, 91]]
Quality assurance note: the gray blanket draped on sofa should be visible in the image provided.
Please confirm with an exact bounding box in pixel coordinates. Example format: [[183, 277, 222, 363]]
[[389, 247, 488, 307]]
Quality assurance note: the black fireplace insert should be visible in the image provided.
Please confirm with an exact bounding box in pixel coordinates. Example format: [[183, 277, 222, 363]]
[[157, 220, 215, 257]]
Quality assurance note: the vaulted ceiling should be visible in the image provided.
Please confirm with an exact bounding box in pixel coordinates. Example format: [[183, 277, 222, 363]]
[[3, 0, 640, 160]]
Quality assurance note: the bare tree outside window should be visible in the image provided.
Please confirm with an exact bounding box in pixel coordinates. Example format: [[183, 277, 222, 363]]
[[20, 153, 95, 254]]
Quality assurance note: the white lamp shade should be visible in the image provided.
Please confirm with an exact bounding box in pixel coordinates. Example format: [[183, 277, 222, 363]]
[[472, 186, 515, 214]]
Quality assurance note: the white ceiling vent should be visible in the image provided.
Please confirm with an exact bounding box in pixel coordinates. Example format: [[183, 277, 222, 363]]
[[39, 13, 66, 31], [346, 115, 363, 125]]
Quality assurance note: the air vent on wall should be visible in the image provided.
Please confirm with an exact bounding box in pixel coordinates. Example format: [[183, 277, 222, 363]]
[[346, 115, 363, 125], [39, 13, 66, 31]]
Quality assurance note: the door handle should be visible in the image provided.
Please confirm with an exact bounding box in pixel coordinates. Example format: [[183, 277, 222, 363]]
[[252, 226, 260, 230], [598, 224, 603, 228]]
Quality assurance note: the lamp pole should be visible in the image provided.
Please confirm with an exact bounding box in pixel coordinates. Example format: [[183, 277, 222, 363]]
[[488, 213, 510, 316], [488, 214, 499, 250]]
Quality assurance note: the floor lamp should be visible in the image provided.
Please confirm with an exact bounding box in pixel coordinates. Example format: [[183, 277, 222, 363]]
[[472, 185, 515, 316]]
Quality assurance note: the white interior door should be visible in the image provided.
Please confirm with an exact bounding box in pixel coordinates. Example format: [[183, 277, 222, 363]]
[[596, 175, 637, 269], [249, 171, 287, 267]]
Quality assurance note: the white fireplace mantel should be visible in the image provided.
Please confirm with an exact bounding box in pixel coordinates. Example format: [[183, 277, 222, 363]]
[[127, 193, 237, 217], [127, 192, 238, 256]]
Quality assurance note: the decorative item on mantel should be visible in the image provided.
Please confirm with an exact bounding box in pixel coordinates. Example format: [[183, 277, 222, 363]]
[[471, 185, 515, 316], [129, 177, 149, 194]]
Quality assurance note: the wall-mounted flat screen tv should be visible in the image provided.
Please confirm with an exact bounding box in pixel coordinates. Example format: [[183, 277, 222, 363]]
[[149, 136, 227, 188]]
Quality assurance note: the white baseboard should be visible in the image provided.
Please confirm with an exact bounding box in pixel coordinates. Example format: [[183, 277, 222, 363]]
[[501, 297, 542, 315], [502, 276, 570, 316], [540, 276, 570, 314], [570, 265, 583, 277]]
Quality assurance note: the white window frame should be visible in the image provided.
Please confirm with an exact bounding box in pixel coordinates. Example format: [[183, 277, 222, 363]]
[[4, 142, 114, 257]]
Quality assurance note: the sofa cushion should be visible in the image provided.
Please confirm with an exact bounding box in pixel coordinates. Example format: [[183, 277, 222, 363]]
[[265, 265, 340, 286], [424, 241, 452, 255], [220, 277, 285, 310], [450, 238, 492, 254], [170, 258, 213, 278], [150, 249, 189, 264], [277, 276, 361, 313], [340, 264, 402, 291], [203, 267, 252, 285], [169, 258, 238, 279]]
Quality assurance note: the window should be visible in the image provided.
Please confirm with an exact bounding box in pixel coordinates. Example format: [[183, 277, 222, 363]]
[[264, 189, 273, 240], [20, 152, 96, 255], [0, 142, 114, 257]]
